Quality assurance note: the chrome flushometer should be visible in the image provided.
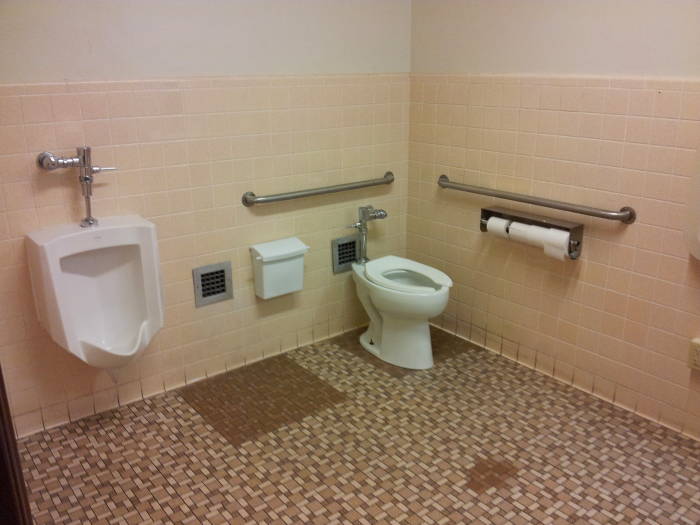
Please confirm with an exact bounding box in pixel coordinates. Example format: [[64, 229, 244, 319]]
[[37, 146, 116, 227], [349, 205, 388, 263]]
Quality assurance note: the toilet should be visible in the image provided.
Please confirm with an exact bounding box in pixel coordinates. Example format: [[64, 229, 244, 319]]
[[352, 255, 453, 369], [26, 215, 164, 369]]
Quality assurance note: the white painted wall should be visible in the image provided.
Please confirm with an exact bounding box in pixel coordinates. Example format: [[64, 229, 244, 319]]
[[411, 0, 700, 76], [0, 0, 412, 83], [4, 1, 697, 83]]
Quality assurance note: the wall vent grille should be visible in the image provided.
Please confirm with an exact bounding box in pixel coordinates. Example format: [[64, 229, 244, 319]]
[[332, 235, 360, 274], [193, 262, 233, 307]]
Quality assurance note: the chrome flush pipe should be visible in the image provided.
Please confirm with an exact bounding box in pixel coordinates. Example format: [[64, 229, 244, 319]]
[[77, 146, 97, 227], [349, 205, 388, 263], [37, 146, 116, 227]]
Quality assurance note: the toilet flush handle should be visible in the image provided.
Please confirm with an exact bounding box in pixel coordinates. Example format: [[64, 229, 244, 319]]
[[91, 166, 117, 174]]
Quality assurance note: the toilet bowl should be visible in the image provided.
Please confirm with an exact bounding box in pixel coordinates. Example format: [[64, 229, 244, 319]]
[[352, 255, 452, 369], [26, 215, 164, 369]]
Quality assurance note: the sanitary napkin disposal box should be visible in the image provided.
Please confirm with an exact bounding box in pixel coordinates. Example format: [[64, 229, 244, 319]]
[[250, 237, 309, 299]]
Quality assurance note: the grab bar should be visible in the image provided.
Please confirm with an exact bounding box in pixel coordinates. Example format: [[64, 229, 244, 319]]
[[437, 175, 636, 224], [242, 171, 394, 207]]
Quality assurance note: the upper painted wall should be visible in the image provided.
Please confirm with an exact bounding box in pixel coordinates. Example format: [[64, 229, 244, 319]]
[[0, 0, 412, 83], [411, 0, 700, 76]]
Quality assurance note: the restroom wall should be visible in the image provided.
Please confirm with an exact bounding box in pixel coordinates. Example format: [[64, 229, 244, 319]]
[[0, 1, 412, 437], [408, 0, 700, 441], [0, 73, 410, 437], [411, 0, 700, 77], [407, 76, 700, 438], [0, 0, 412, 82], [4, 0, 700, 443]]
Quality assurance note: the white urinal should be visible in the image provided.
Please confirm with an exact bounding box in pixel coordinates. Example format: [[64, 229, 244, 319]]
[[26, 215, 164, 369]]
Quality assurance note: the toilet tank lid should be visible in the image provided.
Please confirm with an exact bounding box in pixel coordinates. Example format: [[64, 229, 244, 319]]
[[250, 237, 309, 262]]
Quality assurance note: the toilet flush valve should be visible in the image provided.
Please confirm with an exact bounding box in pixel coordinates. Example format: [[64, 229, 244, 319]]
[[349, 205, 389, 263]]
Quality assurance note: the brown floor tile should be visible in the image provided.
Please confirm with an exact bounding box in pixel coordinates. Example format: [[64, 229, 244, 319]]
[[18, 327, 700, 524], [180, 355, 347, 447]]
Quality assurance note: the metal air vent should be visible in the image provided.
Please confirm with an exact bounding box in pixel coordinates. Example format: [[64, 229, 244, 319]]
[[193, 262, 233, 307], [331, 234, 360, 274]]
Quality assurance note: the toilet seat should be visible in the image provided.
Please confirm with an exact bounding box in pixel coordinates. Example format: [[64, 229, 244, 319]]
[[364, 256, 452, 294]]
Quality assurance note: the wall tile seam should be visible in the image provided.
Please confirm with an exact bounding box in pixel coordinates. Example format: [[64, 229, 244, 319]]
[[0, 124, 412, 140], [0, 75, 411, 95], [1, 105, 412, 126], [409, 75, 700, 89], [408, 103, 700, 121], [1, 117, 410, 128], [408, 101, 699, 111], [408, 142, 694, 157], [0, 137, 410, 154], [6, 97, 410, 109], [407, 125, 696, 138], [411, 158, 692, 182], [404, 125, 699, 145]]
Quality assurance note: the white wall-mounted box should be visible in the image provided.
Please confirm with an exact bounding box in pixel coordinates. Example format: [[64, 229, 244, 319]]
[[250, 237, 309, 300]]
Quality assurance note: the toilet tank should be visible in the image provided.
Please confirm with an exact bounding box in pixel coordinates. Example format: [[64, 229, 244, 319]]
[[250, 237, 309, 299]]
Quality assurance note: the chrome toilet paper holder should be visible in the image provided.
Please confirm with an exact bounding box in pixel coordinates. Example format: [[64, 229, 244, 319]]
[[480, 207, 584, 259]]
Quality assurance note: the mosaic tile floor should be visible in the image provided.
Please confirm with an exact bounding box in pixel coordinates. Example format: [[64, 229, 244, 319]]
[[19, 328, 700, 524]]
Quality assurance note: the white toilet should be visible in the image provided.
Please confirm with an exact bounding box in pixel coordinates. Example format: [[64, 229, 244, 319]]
[[26, 215, 164, 369], [352, 255, 453, 369]]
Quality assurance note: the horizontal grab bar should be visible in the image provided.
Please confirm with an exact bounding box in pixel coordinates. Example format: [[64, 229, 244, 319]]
[[438, 175, 636, 224], [242, 171, 394, 207]]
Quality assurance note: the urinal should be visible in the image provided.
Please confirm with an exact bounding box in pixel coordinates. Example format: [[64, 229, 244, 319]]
[[26, 215, 164, 369]]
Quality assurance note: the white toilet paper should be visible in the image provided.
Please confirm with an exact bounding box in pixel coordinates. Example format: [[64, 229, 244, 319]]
[[507, 222, 543, 247], [527, 225, 552, 247], [542, 228, 571, 261], [485, 216, 511, 238], [488, 219, 571, 260]]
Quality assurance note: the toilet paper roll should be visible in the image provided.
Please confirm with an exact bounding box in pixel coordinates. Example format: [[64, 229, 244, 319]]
[[486, 216, 511, 239], [507, 221, 571, 260], [507, 222, 543, 247], [542, 228, 571, 261], [528, 225, 552, 246]]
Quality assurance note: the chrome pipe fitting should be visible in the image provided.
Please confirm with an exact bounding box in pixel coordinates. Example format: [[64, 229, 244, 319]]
[[350, 205, 388, 263], [37, 146, 116, 228]]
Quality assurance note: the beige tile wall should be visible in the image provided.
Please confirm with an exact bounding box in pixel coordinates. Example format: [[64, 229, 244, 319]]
[[0, 74, 409, 437], [408, 74, 700, 440], [4, 71, 700, 442]]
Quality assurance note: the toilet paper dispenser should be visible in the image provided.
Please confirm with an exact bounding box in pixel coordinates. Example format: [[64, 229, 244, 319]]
[[480, 207, 584, 260]]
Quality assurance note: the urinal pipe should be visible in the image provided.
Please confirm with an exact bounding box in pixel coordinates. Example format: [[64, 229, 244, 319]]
[[78, 147, 98, 228], [36, 145, 117, 228]]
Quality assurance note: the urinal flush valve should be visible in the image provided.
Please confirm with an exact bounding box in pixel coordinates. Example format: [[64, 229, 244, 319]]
[[37, 145, 117, 227]]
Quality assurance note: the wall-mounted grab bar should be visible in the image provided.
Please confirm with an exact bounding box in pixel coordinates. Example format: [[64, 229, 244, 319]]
[[242, 171, 394, 207], [438, 175, 636, 224]]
